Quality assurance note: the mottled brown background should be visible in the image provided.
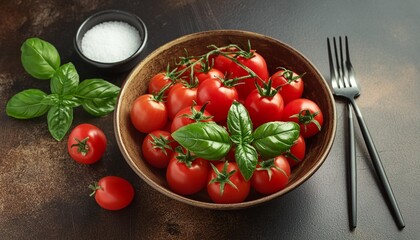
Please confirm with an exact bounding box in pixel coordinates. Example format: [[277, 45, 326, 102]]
[[1, 0, 419, 239]]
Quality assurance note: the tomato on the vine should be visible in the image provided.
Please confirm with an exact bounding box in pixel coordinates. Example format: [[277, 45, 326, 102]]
[[67, 123, 107, 164], [142, 130, 177, 168], [166, 82, 198, 120], [271, 68, 304, 104], [251, 156, 291, 195], [130, 93, 167, 133], [282, 98, 324, 138], [244, 81, 284, 128], [196, 77, 238, 122], [207, 162, 250, 204], [228, 50, 269, 100], [166, 148, 211, 195], [195, 67, 224, 84], [89, 176, 135, 211], [170, 103, 213, 133], [148, 67, 177, 95]]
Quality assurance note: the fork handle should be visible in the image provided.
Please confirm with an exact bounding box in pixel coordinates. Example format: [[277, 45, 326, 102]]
[[348, 103, 357, 229], [349, 99, 405, 229]]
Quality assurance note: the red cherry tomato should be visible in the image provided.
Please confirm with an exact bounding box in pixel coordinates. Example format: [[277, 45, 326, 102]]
[[166, 82, 197, 120], [282, 98, 324, 138], [67, 123, 107, 164], [284, 135, 306, 167], [195, 67, 224, 84], [142, 130, 177, 168], [244, 88, 284, 128], [196, 77, 238, 123], [148, 71, 175, 96], [251, 156, 291, 195], [271, 68, 304, 104], [89, 176, 135, 211], [130, 94, 167, 133], [166, 150, 211, 195], [170, 104, 213, 133], [228, 51, 269, 100], [207, 162, 250, 204]]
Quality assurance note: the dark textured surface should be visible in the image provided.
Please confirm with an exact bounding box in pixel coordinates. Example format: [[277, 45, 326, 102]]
[[0, 0, 419, 239]]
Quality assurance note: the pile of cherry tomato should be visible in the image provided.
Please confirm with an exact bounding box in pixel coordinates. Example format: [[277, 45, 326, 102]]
[[130, 43, 324, 204]]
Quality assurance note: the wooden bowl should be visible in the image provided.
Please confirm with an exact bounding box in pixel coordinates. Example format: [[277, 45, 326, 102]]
[[114, 30, 336, 209]]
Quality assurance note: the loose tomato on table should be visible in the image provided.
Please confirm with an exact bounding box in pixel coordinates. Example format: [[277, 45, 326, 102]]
[[251, 156, 291, 195], [271, 68, 305, 104], [244, 81, 284, 128], [166, 148, 211, 195], [207, 162, 250, 204], [130, 93, 167, 133], [282, 98, 324, 138], [67, 123, 107, 164], [89, 176, 135, 211], [196, 77, 238, 123], [142, 130, 177, 168], [170, 103, 213, 133]]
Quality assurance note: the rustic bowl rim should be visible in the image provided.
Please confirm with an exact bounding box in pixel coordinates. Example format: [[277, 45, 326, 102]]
[[114, 29, 337, 210]]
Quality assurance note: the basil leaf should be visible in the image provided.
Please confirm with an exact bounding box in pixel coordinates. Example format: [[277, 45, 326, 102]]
[[21, 38, 60, 80], [235, 143, 258, 181], [47, 104, 73, 141], [227, 101, 253, 144], [75, 79, 120, 117], [172, 122, 231, 160], [61, 95, 81, 108], [252, 121, 300, 158], [6, 89, 50, 119], [50, 62, 79, 95]]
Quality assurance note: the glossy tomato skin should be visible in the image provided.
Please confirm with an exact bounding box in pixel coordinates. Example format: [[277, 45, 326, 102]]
[[244, 89, 284, 128], [212, 54, 234, 74], [228, 51, 269, 100], [207, 162, 250, 204], [271, 69, 304, 104], [170, 105, 213, 133], [142, 130, 177, 168], [251, 156, 291, 195], [130, 94, 167, 133], [285, 135, 306, 167], [166, 83, 197, 120], [195, 68, 224, 84], [93, 176, 135, 211], [67, 123, 107, 164], [196, 77, 238, 123], [148, 72, 173, 96], [282, 98, 324, 138], [166, 154, 211, 195]]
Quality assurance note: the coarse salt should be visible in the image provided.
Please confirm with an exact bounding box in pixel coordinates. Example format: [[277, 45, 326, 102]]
[[81, 21, 141, 63]]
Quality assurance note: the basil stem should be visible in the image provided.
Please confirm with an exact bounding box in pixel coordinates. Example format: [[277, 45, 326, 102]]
[[47, 104, 73, 141], [172, 122, 231, 160], [75, 79, 120, 117], [6, 89, 50, 119], [227, 101, 253, 144], [50, 62, 79, 95], [252, 121, 300, 158], [21, 38, 60, 80], [235, 143, 258, 180]]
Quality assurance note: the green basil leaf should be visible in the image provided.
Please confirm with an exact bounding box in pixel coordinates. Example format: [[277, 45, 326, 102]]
[[227, 101, 253, 144], [50, 62, 79, 95], [61, 95, 81, 107], [47, 104, 73, 141], [6, 89, 50, 119], [75, 79, 120, 117], [21, 38, 60, 79], [252, 121, 300, 158], [172, 122, 231, 160], [235, 143, 258, 181]]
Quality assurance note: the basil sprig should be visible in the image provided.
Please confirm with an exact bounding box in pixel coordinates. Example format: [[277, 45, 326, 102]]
[[172, 101, 300, 180], [6, 38, 120, 141]]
